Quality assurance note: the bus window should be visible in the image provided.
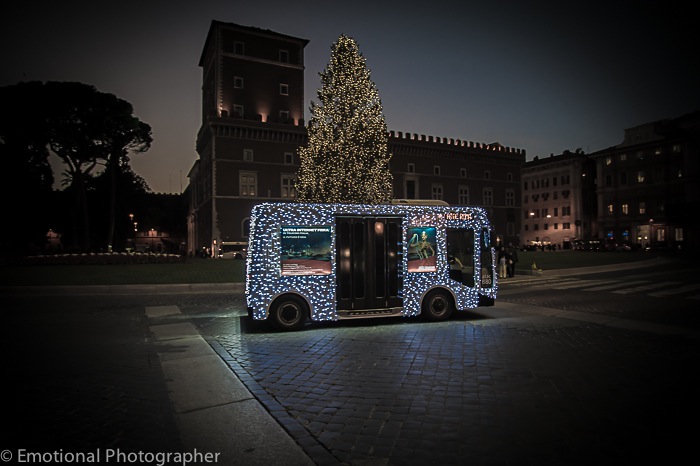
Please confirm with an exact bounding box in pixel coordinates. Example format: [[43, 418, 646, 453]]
[[446, 228, 474, 287], [480, 228, 493, 288]]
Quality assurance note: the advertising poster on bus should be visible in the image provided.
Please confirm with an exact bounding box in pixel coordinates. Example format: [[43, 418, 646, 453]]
[[407, 226, 437, 272], [280, 226, 332, 276]]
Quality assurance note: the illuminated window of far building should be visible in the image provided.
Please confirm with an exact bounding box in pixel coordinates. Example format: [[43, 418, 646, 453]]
[[637, 171, 645, 183], [606, 157, 612, 165], [607, 204, 613, 214], [281, 175, 296, 199], [622, 203, 629, 215], [239, 172, 257, 196], [639, 201, 646, 214]]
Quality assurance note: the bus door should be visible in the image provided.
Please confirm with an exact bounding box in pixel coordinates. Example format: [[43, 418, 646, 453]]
[[336, 217, 402, 311]]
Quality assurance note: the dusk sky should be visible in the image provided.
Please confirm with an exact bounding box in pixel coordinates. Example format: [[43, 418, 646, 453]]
[[2, 1, 698, 194]]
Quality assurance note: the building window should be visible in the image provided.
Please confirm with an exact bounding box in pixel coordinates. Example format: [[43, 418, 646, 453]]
[[279, 83, 289, 95], [505, 189, 515, 207], [243, 149, 254, 161], [234, 41, 245, 55], [637, 171, 645, 183], [639, 202, 646, 215], [284, 152, 294, 164], [562, 206, 571, 216], [431, 184, 443, 200], [620, 153, 627, 161], [607, 204, 614, 214], [483, 187, 493, 206], [622, 203, 629, 215], [279, 110, 290, 121], [234, 76, 244, 89], [563, 223, 570, 229], [606, 157, 612, 165], [458, 186, 469, 205], [434, 165, 441, 175], [460, 168, 467, 178], [279, 49, 289, 63], [620, 172, 627, 185], [672, 144, 681, 153], [507, 172, 513, 182], [484, 170, 491, 180], [281, 175, 296, 199], [407, 163, 415, 173], [233, 105, 244, 118], [239, 172, 257, 197], [523, 181, 528, 191]]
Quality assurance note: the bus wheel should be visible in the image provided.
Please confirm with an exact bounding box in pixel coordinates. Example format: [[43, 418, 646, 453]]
[[270, 295, 307, 331], [422, 289, 454, 321]]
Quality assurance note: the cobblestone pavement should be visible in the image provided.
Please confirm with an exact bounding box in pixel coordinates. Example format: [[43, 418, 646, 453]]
[[4, 295, 183, 454], [5, 285, 700, 465], [200, 305, 700, 465]]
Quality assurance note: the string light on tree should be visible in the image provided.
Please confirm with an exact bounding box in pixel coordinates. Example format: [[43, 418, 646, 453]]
[[296, 34, 393, 204]]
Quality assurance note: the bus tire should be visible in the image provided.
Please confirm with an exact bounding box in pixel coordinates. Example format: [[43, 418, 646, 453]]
[[421, 289, 454, 321], [269, 295, 308, 331]]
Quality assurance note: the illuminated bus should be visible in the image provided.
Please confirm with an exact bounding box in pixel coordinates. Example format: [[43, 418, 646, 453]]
[[245, 201, 497, 331]]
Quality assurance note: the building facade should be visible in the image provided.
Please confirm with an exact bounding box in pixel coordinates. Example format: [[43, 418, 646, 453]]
[[521, 151, 597, 249], [589, 112, 700, 251], [187, 21, 525, 256]]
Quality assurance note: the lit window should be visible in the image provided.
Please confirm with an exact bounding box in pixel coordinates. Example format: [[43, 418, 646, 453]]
[[637, 171, 645, 183], [639, 202, 646, 215], [622, 203, 629, 215], [281, 175, 296, 199], [239, 172, 257, 197]]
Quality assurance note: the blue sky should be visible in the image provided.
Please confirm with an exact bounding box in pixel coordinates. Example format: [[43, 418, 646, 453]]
[[2, 1, 698, 193]]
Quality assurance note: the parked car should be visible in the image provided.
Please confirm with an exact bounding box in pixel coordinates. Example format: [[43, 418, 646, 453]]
[[218, 241, 248, 259]]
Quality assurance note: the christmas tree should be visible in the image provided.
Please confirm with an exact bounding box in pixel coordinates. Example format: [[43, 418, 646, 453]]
[[296, 35, 393, 204]]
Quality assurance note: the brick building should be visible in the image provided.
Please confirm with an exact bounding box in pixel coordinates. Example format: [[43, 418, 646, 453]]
[[187, 21, 525, 256], [590, 112, 700, 251]]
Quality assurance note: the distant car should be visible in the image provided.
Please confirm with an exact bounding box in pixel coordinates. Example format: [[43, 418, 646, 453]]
[[219, 241, 248, 259]]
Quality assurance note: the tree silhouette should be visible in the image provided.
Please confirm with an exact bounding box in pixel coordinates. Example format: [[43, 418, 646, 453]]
[[45, 82, 151, 250], [0, 81, 151, 254], [296, 35, 393, 204]]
